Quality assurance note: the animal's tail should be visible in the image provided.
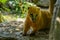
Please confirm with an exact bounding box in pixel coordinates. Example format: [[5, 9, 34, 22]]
[[49, 0, 56, 15]]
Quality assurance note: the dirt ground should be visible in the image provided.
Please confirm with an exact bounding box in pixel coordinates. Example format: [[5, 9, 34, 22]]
[[0, 18, 49, 40]]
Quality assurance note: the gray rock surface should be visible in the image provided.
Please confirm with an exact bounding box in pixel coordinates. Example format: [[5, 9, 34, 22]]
[[0, 20, 49, 40]]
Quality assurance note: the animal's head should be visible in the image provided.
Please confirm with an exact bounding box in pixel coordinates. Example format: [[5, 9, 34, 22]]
[[28, 6, 40, 22]]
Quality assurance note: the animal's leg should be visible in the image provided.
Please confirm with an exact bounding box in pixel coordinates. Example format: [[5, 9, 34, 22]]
[[23, 22, 30, 36], [30, 26, 38, 36]]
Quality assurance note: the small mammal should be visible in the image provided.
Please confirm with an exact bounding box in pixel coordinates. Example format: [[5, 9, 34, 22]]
[[23, 0, 56, 36]]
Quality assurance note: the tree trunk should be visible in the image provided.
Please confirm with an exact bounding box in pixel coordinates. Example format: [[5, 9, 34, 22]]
[[49, 0, 60, 40]]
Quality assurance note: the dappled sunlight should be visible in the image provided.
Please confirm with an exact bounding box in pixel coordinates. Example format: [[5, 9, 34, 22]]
[[1, 14, 25, 22], [16, 18, 25, 22], [56, 17, 60, 24], [3, 15, 17, 22]]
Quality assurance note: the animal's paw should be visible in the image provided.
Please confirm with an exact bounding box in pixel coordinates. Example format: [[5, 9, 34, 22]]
[[29, 33, 36, 36], [22, 33, 27, 36]]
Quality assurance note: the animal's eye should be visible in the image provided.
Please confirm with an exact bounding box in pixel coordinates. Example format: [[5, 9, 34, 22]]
[[36, 14, 38, 16], [30, 13, 33, 15], [30, 13, 33, 17]]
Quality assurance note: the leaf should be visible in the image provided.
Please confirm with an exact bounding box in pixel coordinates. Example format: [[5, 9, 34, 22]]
[[0, 0, 7, 4], [3, 6, 10, 12]]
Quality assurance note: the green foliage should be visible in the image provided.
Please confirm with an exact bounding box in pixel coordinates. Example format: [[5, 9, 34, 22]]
[[20, 2, 36, 18], [2, 6, 10, 12], [0, 0, 36, 19], [0, 0, 7, 4], [0, 12, 4, 23], [0, 13, 2, 23]]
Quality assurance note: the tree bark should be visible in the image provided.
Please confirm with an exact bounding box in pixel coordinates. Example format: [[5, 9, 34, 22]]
[[49, 0, 60, 40]]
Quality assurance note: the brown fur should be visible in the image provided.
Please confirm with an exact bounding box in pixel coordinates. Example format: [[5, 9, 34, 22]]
[[23, 0, 56, 35]]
